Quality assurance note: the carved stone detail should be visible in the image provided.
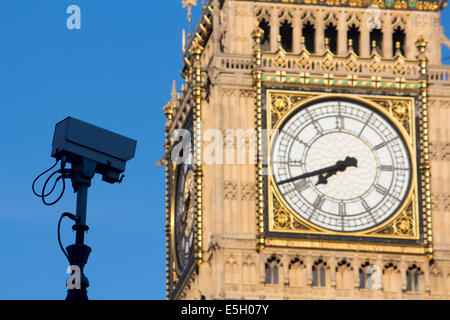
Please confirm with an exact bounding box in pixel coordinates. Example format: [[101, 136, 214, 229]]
[[429, 141, 450, 161], [224, 181, 238, 200]]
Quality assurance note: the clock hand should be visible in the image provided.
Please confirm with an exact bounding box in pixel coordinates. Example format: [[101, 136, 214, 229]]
[[278, 157, 358, 186], [316, 157, 358, 185]]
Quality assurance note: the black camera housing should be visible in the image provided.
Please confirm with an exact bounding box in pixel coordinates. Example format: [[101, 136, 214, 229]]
[[52, 117, 137, 184]]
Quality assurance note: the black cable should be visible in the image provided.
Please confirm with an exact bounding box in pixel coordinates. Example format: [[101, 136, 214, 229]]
[[41, 169, 66, 206], [34, 161, 71, 206], [32, 160, 59, 197], [58, 212, 80, 263]]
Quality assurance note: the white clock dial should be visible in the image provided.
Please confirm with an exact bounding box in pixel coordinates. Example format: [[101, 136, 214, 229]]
[[271, 100, 412, 232]]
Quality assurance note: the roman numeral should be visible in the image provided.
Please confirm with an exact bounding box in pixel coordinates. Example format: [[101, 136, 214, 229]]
[[281, 131, 308, 146], [339, 202, 346, 217], [380, 165, 394, 171], [336, 116, 345, 130], [375, 185, 388, 195], [289, 160, 304, 167], [374, 137, 399, 151], [361, 199, 377, 224], [313, 196, 325, 210], [295, 179, 309, 192], [358, 114, 373, 137], [305, 108, 323, 134], [361, 199, 370, 211], [374, 142, 387, 150], [309, 195, 325, 220]]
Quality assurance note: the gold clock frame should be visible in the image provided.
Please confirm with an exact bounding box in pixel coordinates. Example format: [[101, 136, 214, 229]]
[[251, 29, 432, 258], [267, 92, 419, 233], [165, 43, 205, 298], [261, 91, 427, 256], [170, 162, 194, 278]]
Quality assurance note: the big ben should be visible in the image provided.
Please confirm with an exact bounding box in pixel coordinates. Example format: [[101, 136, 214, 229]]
[[161, 0, 450, 299]]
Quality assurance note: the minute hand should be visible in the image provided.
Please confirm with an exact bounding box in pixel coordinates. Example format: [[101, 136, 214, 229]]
[[278, 157, 358, 186]]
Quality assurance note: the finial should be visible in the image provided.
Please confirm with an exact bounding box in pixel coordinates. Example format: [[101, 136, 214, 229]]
[[277, 35, 283, 49], [251, 27, 264, 43], [182, 0, 198, 34], [182, 29, 186, 53], [163, 101, 175, 121], [371, 40, 377, 55], [300, 36, 305, 50], [171, 80, 178, 103], [395, 41, 402, 56], [324, 37, 330, 51], [348, 38, 354, 53], [415, 35, 428, 53], [189, 41, 204, 56]]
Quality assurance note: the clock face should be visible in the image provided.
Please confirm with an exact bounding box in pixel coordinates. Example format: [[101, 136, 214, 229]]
[[174, 160, 195, 271], [271, 100, 412, 233]]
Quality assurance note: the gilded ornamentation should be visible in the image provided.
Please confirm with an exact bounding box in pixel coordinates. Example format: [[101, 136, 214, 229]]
[[297, 52, 311, 69], [391, 101, 411, 134], [272, 195, 314, 231], [345, 57, 359, 73], [275, 51, 287, 68], [369, 58, 381, 73], [393, 60, 406, 75], [322, 57, 335, 72], [371, 99, 412, 135], [392, 203, 415, 236], [270, 93, 311, 127]]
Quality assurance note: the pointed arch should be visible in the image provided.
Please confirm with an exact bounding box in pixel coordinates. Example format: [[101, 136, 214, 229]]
[[336, 259, 353, 290], [312, 259, 328, 287], [289, 257, 307, 288], [430, 265, 445, 295], [265, 255, 282, 285], [406, 264, 424, 293], [382, 263, 400, 293]]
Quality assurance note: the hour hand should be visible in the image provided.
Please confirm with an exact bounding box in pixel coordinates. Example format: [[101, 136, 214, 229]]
[[316, 156, 358, 186], [278, 156, 357, 186], [316, 174, 329, 186]]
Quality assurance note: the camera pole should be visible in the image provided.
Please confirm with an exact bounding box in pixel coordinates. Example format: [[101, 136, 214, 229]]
[[33, 117, 136, 300], [65, 159, 96, 301]]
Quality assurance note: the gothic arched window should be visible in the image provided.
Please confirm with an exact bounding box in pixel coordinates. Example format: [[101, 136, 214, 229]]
[[406, 265, 422, 292], [312, 259, 327, 287], [280, 20, 293, 52], [370, 28, 383, 55], [265, 256, 281, 285], [336, 259, 353, 290], [347, 24, 360, 55], [302, 21, 315, 53], [324, 23, 338, 54], [359, 262, 379, 290], [259, 18, 271, 51], [383, 263, 400, 293], [289, 258, 307, 287], [393, 26, 406, 56]]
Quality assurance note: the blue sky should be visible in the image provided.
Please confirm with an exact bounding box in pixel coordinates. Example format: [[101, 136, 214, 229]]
[[0, 1, 448, 300]]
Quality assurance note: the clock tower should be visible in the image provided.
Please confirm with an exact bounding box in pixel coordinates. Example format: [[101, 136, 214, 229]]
[[162, 0, 450, 299]]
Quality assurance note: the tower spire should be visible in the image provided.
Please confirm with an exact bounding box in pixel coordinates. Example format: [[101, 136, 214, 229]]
[[182, 0, 197, 35], [171, 80, 178, 103]]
